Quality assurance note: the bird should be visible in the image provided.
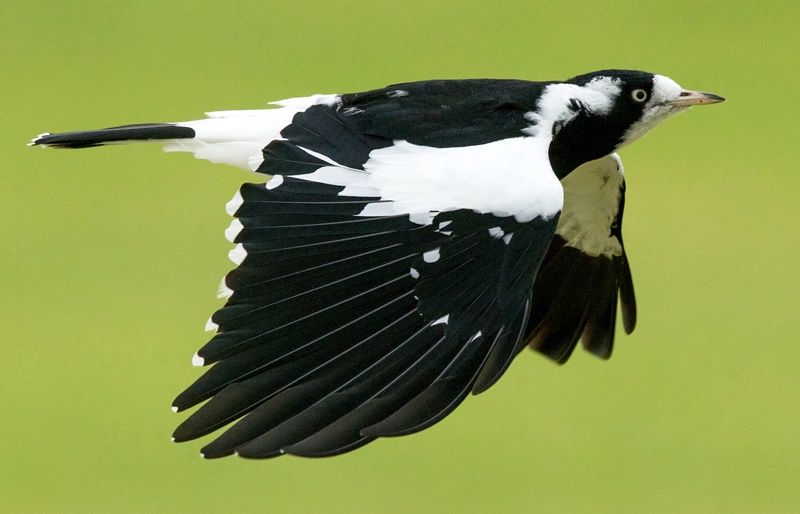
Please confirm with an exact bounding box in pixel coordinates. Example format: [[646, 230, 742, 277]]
[[31, 70, 724, 459]]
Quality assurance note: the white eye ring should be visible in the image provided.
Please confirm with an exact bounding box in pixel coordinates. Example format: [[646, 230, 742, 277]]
[[631, 89, 648, 102]]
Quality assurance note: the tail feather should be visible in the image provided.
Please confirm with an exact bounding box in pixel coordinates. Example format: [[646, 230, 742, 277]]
[[29, 123, 195, 149], [31, 94, 343, 170]]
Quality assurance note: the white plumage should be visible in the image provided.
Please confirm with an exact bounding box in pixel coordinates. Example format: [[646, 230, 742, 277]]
[[287, 137, 564, 224], [163, 94, 341, 170]]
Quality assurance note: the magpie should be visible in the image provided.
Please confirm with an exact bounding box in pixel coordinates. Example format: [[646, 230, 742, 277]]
[[31, 70, 724, 459]]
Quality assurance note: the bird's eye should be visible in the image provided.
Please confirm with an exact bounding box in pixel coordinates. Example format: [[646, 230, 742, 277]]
[[631, 89, 648, 103]]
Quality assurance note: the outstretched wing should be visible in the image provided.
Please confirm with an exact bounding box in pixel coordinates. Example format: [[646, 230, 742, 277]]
[[170, 87, 564, 458], [526, 153, 637, 363]]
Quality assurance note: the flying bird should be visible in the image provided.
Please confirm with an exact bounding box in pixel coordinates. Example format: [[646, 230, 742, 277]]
[[31, 70, 724, 459]]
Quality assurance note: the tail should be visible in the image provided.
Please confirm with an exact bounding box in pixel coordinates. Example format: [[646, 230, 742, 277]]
[[30, 123, 195, 149], [29, 94, 342, 170]]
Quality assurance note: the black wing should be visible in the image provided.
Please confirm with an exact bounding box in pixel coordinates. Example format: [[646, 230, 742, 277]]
[[526, 154, 637, 363], [339, 79, 545, 147], [170, 90, 563, 458]]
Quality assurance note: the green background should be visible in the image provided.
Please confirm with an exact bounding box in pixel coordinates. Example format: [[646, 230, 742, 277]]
[[3, 1, 799, 512]]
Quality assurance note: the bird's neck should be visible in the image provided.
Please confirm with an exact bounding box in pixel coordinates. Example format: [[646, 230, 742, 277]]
[[548, 114, 625, 179]]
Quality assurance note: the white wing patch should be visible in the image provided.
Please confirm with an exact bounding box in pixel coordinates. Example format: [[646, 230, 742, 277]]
[[287, 137, 563, 224], [330, 137, 563, 223], [362, 137, 562, 222], [557, 153, 625, 258]]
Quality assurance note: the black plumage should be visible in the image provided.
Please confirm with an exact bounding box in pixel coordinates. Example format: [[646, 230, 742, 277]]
[[175, 169, 558, 457], [30, 70, 724, 459], [339, 79, 544, 147], [31, 123, 194, 148], [526, 183, 637, 363]]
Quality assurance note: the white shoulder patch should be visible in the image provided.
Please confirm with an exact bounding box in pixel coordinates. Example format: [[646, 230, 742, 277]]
[[360, 137, 563, 222], [364, 137, 563, 222], [557, 153, 625, 258]]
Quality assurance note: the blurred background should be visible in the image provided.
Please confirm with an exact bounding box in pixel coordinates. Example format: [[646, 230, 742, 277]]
[[2, 1, 798, 512]]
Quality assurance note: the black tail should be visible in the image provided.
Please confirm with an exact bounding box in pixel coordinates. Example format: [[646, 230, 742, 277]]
[[30, 123, 195, 149]]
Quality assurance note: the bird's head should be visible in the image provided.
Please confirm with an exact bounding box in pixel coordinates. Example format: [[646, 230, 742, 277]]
[[540, 69, 724, 177]]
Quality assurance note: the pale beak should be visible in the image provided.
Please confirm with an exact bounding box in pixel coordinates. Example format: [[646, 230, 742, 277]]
[[668, 90, 726, 107]]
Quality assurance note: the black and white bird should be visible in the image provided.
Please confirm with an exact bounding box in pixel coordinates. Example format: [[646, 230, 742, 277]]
[[32, 70, 723, 459]]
